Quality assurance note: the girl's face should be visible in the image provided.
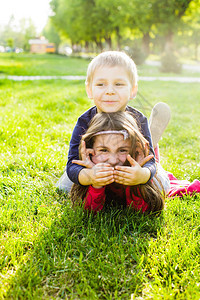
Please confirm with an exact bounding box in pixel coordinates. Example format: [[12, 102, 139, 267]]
[[92, 133, 131, 167]]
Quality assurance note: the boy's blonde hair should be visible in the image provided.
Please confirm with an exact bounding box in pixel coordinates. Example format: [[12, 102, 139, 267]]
[[86, 51, 138, 87]]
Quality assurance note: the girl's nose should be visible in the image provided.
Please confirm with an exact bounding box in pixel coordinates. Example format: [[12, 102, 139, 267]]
[[107, 154, 119, 167]]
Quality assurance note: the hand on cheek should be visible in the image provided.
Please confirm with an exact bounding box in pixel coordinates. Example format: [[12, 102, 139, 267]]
[[113, 154, 150, 186], [72, 140, 95, 169]]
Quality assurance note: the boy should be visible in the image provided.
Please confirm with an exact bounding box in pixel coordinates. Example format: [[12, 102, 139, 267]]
[[59, 51, 170, 191]]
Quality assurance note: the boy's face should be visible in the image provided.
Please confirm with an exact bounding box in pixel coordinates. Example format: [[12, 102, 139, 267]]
[[86, 66, 137, 112]]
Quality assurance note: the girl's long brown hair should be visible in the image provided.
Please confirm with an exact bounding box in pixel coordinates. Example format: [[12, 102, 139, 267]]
[[70, 111, 164, 214]]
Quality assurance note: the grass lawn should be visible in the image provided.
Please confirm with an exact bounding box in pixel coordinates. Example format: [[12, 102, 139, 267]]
[[1, 53, 200, 78], [0, 54, 200, 299], [0, 53, 89, 76]]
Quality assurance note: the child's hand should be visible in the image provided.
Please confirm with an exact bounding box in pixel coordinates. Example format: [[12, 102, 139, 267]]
[[72, 140, 94, 169], [137, 154, 154, 167], [135, 143, 153, 166], [113, 154, 151, 186], [91, 163, 114, 188], [79, 163, 114, 188]]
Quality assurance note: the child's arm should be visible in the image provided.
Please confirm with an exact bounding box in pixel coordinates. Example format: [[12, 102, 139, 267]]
[[137, 113, 156, 179], [67, 108, 96, 184], [127, 107, 156, 180]]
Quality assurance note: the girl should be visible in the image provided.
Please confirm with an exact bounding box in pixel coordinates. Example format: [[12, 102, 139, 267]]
[[70, 111, 166, 214]]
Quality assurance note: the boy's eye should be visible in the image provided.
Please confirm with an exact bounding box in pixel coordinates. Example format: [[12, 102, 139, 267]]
[[96, 83, 104, 86], [116, 83, 125, 86]]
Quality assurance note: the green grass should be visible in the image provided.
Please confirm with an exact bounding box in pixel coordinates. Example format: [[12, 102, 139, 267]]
[[1, 53, 200, 77], [0, 55, 200, 299], [0, 53, 89, 76]]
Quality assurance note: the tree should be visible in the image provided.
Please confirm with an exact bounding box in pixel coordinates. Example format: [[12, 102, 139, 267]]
[[0, 16, 36, 51], [20, 18, 37, 51], [151, 0, 194, 51], [6, 38, 14, 49], [49, 0, 200, 55], [127, 0, 155, 55], [43, 19, 61, 51], [94, 0, 130, 49], [182, 0, 200, 59], [50, 0, 130, 50]]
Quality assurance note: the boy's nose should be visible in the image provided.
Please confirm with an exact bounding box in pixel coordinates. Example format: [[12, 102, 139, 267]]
[[106, 85, 115, 95]]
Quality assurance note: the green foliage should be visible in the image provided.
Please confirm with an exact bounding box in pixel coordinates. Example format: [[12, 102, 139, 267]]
[[160, 51, 182, 73], [49, 0, 199, 53], [0, 17, 36, 50], [42, 19, 61, 51], [0, 54, 200, 298], [6, 38, 14, 49]]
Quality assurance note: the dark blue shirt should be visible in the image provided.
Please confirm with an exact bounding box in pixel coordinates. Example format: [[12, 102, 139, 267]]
[[67, 106, 156, 184]]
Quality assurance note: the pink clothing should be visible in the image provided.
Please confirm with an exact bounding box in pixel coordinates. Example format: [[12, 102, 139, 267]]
[[83, 184, 148, 213], [167, 172, 200, 198], [154, 146, 200, 197]]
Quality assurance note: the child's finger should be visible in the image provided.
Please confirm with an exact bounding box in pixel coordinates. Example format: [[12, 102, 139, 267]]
[[113, 173, 128, 184], [96, 165, 114, 171], [126, 154, 137, 166], [96, 170, 114, 178], [96, 163, 113, 169], [80, 140, 87, 160], [96, 176, 114, 185], [114, 176, 129, 185], [139, 154, 154, 166], [72, 159, 88, 167], [86, 148, 94, 157], [114, 166, 133, 174]]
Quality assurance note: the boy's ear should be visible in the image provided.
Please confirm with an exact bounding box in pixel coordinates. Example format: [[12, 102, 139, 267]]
[[130, 85, 138, 99], [86, 84, 93, 99]]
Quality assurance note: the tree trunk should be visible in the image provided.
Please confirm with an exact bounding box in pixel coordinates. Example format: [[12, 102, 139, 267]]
[[105, 36, 112, 50], [142, 32, 150, 55], [116, 26, 121, 50], [164, 30, 174, 52], [85, 41, 89, 53], [95, 40, 103, 52], [195, 42, 199, 61]]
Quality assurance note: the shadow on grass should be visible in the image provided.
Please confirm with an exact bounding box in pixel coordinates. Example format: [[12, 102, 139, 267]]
[[6, 194, 164, 299]]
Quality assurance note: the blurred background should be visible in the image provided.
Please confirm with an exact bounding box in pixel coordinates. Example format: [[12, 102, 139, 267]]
[[0, 0, 200, 72]]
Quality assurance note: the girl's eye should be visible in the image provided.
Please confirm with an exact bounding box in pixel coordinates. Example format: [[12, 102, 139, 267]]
[[99, 149, 108, 153], [96, 83, 104, 86], [116, 83, 124, 86], [119, 149, 128, 153]]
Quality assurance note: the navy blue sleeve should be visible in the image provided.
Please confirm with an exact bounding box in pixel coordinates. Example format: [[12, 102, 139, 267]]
[[138, 113, 156, 180], [66, 107, 97, 184], [126, 106, 156, 180]]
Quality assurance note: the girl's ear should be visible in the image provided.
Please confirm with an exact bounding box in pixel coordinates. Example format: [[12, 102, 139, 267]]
[[130, 85, 138, 99], [86, 83, 93, 99]]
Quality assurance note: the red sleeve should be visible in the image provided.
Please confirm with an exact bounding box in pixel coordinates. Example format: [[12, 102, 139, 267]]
[[125, 186, 149, 213], [83, 186, 106, 212]]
